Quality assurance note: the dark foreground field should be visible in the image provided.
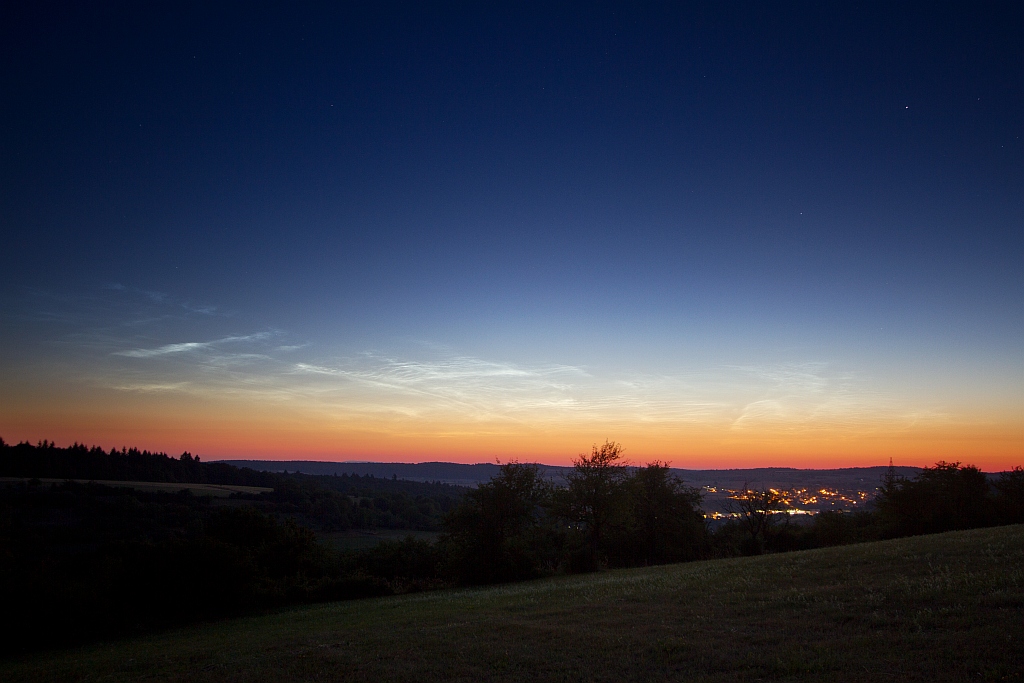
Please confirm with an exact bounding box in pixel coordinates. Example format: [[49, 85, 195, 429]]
[[5, 525, 1022, 682]]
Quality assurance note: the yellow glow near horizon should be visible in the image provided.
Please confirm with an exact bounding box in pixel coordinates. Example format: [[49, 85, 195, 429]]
[[2, 381, 1020, 470], [2, 345, 1020, 471]]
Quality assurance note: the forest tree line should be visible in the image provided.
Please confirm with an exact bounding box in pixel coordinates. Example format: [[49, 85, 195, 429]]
[[0, 438, 465, 531]]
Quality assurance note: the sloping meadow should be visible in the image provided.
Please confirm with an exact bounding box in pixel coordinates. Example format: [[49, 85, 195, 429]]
[[5, 524, 1023, 682]]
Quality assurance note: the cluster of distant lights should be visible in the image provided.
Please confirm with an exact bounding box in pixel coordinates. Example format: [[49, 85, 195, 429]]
[[702, 486, 873, 519]]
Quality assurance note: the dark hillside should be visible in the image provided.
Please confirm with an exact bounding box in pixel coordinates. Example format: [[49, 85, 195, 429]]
[[4, 524, 1022, 682]]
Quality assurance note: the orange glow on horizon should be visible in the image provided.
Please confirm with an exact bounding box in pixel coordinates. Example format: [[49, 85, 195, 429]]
[[3, 388, 1020, 471]]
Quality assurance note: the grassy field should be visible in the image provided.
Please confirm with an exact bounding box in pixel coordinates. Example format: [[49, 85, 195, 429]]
[[4, 525, 1022, 682]]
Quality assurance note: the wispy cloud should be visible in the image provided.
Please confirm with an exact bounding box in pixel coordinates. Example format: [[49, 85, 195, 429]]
[[723, 362, 917, 434], [280, 355, 898, 430], [109, 381, 191, 393], [115, 333, 275, 358], [13, 284, 224, 331], [118, 342, 211, 358], [20, 283, 941, 434], [290, 356, 592, 421], [97, 344, 924, 432], [182, 303, 218, 316]]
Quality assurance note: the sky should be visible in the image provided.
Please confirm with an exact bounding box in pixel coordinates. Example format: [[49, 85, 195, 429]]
[[1, 2, 1021, 469]]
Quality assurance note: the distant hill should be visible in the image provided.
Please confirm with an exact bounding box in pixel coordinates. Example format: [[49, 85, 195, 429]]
[[217, 459, 565, 485], [217, 459, 919, 487], [669, 465, 921, 490], [216, 460, 923, 513], [217, 460, 513, 486]]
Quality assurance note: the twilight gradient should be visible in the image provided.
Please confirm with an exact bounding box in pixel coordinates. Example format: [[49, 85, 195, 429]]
[[1, 4, 1021, 468]]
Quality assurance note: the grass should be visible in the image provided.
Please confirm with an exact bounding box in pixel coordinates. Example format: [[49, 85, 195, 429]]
[[4, 525, 1022, 682]]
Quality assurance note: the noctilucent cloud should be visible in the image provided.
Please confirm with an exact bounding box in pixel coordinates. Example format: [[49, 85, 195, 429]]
[[1, 3, 1021, 468]]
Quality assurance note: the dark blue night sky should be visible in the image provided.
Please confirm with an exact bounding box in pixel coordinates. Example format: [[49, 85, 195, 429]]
[[2, 3, 1021, 467]]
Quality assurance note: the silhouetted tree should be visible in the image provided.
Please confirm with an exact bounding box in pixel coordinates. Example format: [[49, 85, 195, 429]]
[[560, 441, 628, 569], [992, 466, 1024, 525], [442, 461, 552, 583], [617, 461, 706, 565], [876, 461, 992, 537]]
